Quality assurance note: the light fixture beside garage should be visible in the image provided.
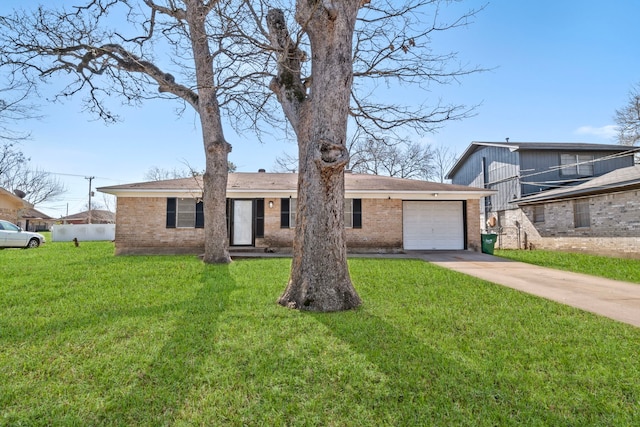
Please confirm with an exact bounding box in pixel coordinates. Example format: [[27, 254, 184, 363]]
[[268, 200, 274, 208], [432, 193, 438, 197]]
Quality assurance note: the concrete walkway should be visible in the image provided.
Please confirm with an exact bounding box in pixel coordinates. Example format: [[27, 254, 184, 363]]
[[411, 251, 640, 328]]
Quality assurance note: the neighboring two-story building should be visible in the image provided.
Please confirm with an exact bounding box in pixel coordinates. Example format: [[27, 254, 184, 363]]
[[447, 141, 638, 256]]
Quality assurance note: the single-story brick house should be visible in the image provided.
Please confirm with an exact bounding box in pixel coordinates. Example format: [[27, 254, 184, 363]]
[[0, 187, 56, 231], [513, 165, 640, 258], [60, 209, 116, 225], [20, 207, 56, 232], [98, 171, 495, 256]]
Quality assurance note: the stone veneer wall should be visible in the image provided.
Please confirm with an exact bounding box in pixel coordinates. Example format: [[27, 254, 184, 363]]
[[487, 189, 640, 258], [115, 196, 483, 255]]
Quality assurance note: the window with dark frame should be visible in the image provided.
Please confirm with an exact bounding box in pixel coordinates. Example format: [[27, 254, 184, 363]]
[[176, 198, 196, 228], [573, 199, 590, 228], [167, 198, 261, 234], [281, 198, 362, 229], [166, 198, 204, 228], [560, 154, 595, 176], [344, 198, 354, 228], [533, 205, 545, 223]]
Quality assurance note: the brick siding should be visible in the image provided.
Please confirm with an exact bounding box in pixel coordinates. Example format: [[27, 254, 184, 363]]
[[114, 197, 205, 255], [466, 199, 481, 252], [0, 197, 20, 223], [487, 189, 640, 258], [0, 207, 17, 222], [114, 196, 482, 255]]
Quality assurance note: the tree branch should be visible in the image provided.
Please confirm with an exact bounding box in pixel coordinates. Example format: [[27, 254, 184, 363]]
[[266, 8, 307, 133]]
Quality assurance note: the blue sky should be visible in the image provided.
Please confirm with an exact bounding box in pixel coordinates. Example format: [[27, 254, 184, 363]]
[[2, 0, 639, 218]]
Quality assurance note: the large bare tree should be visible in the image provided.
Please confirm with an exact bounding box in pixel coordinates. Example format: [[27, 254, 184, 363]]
[[0, 0, 274, 263], [431, 144, 458, 183], [266, 0, 483, 311], [350, 137, 435, 179], [615, 82, 640, 148], [267, 3, 362, 311]]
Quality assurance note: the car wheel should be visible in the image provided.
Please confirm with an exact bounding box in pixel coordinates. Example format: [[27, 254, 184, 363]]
[[27, 238, 40, 248]]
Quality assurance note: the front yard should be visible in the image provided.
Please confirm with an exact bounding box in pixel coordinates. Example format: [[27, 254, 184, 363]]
[[1, 242, 639, 425]]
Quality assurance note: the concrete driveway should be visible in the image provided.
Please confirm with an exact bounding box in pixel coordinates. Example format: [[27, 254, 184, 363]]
[[411, 251, 640, 328]]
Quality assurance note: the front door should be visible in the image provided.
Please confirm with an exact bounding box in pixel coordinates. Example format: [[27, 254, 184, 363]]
[[232, 200, 253, 245]]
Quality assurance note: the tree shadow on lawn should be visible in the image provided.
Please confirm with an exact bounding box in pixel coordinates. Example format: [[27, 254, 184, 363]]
[[94, 263, 237, 425], [311, 308, 576, 426]]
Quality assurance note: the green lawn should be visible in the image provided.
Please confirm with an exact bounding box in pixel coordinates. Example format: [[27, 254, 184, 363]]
[[496, 249, 640, 284], [1, 242, 639, 426]]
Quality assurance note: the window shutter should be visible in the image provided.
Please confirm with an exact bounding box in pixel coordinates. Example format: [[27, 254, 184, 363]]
[[280, 198, 290, 228], [255, 199, 264, 237], [353, 198, 362, 229], [166, 198, 176, 228], [195, 200, 204, 228]]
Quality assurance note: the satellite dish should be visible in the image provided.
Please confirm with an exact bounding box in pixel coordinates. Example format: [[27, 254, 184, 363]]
[[13, 189, 27, 199]]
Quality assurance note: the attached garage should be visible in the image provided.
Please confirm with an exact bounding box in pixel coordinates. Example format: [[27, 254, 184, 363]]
[[403, 201, 465, 250]]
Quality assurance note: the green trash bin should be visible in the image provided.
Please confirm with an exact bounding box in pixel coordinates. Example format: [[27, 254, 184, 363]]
[[481, 233, 498, 255]]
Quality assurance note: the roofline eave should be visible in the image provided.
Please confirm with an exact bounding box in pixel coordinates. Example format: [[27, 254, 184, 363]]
[[98, 188, 497, 200], [516, 182, 640, 205]]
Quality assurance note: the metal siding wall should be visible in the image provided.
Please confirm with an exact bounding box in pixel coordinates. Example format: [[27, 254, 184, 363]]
[[452, 147, 636, 230], [450, 146, 520, 214], [450, 150, 484, 186], [520, 151, 636, 195], [520, 151, 562, 195], [484, 147, 519, 212], [594, 152, 635, 174]]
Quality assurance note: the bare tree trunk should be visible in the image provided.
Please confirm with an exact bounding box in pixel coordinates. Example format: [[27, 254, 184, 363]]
[[270, 1, 362, 311], [187, 0, 231, 264]]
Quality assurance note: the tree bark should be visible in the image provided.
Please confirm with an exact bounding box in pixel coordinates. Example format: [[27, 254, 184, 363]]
[[269, 1, 362, 311], [186, 0, 231, 264]]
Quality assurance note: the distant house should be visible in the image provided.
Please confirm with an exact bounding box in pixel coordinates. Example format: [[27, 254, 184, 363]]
[[0, 187, 28, 224], [98, 171, 495, 256], [20, 207, 56, 232], [514, 165, 640, 258], [446, 141, 638, 249], [60, 209, 116, 225]]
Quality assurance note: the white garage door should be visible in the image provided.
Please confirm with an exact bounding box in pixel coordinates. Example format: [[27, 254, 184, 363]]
[[403, 201, 464, 250]]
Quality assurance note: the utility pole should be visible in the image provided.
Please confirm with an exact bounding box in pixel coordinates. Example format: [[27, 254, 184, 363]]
[[85, 176, 94, 224]]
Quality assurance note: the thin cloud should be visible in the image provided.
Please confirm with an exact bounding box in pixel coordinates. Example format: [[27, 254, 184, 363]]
[[575, 125, 618, 139]]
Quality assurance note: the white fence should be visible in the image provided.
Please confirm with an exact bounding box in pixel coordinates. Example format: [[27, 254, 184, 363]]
[[51, 224, 116, 242]]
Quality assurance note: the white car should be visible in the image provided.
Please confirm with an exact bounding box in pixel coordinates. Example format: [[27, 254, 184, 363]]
[[0, 220, 46, 249]]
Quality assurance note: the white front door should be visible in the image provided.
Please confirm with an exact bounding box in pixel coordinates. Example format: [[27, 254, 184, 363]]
[[232, 200, 253, 245]]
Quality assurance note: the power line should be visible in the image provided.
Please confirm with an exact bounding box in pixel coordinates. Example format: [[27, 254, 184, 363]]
[[44, 171, 124, 182]]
